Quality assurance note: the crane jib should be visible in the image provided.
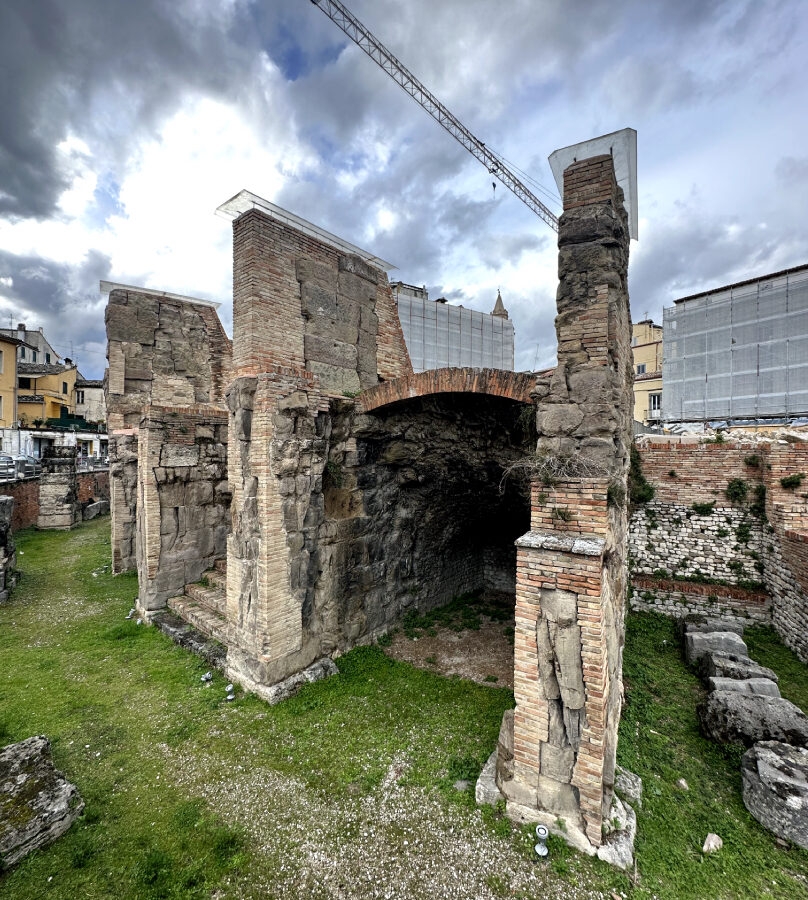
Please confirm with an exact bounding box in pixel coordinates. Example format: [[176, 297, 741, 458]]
[[308, 0, 559, 232]]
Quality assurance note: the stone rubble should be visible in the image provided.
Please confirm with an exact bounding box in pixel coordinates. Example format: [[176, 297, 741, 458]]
[[0, 736, 84, 869], [742, 741, 808, 850]]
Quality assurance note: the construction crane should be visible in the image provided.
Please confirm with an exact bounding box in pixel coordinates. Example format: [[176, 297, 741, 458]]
[[309, 0, 560, 232]]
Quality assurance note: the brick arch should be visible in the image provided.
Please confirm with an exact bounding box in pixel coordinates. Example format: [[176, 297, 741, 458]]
[[359, 367, 536, 413]]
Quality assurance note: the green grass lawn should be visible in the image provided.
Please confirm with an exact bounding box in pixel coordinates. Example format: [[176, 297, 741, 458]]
[[1, 520, 807, 898]]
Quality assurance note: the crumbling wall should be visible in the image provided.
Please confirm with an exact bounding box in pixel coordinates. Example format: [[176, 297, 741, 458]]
[[499, 154, 634, 855], [135, 406, 229, 618], [105, 287, 232, 573], [37, 447, 79, 530]]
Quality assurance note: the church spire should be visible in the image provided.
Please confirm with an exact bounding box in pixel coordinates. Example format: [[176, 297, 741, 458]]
[[491, 289, 508, 319]]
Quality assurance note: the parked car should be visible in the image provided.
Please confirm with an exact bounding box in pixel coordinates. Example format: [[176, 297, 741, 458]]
[[0, 455, 16, 481]]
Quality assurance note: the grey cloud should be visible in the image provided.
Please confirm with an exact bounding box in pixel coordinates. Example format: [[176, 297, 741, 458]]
[[0, 248, 111, 377]]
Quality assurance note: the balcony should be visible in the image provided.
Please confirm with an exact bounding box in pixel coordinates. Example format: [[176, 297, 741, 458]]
[[645, 408, 662, 421]]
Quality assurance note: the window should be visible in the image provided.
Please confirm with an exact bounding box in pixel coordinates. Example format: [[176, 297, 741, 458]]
[[32, 350, 37, 363], [650, 393, 662, 411], [45, 352, 51, 363], [18, 377, 31, 390], [0, 349, 3, 374], [19, 347, 24, 359], [636, 363, 646, 375], [76, 390, 85, 405], [631, 336, 638, 347], [62, 381, 68, 394]]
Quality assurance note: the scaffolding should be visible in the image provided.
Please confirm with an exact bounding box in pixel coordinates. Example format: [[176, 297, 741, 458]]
[[663, 265, 808, 422], [397, 294, 515, 372]]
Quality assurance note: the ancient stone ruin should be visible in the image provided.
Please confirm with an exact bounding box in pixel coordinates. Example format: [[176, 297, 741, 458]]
[[105, 152, 635, 858]]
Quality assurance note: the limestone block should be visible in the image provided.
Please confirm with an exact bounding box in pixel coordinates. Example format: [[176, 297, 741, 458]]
[[742, 741, 808, 850], [536, 774, 582, 820], [338, 254, 379, 285], [0, 736, 84, 869], [540, 741, 575, 783], [160, 444, 200, 467], [537, 404, 584, 436], [476, 750, 502, 805], [304, 334, 358, 369], [699, 691, 808, 748], [596, 794, 636, 871], [684, 631, 748, 666], [308, 361, 360, 395], [680, 616, 744, 638], [706, 677, 781, 698], [301, 281, 339, 320], [296, 257, 338, 289], [699, 652, 779, 683]]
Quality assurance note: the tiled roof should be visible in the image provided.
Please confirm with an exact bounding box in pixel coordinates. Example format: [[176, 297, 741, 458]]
[[18, 362, 70, 376], [76, 378, 103, 388]]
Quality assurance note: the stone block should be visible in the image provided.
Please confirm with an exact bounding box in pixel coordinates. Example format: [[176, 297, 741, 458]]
[[706, 677, 780, 698], [0, 736, 84, 869], [699, 651, 778, 683], [742, 741, 808, 851], [338, 254, 379, 284], [684, 631, 748, 666], [699, 691, 808, 748], [160, 444, 200, 467], [304, 334, 358, 369]]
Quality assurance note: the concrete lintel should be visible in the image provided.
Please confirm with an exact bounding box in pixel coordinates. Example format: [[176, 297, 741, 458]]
[[515, 530, 606, 557]]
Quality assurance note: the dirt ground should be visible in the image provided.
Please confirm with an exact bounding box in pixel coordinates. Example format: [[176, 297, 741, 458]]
[[383, 593, 515, 689]]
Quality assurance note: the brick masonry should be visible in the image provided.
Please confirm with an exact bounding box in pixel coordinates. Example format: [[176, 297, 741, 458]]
[[497, 154, 634, 855], [631, 438, 808, 661]]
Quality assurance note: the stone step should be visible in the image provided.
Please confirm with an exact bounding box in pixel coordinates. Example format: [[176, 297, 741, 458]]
[[214, 558, 227, 574], [185, 582, 226, 615], [167, 595, 230, 646], [206, 569, 227, 591]]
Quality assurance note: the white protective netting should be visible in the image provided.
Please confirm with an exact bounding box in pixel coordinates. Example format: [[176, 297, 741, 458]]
[[663, 268, 808, 422]]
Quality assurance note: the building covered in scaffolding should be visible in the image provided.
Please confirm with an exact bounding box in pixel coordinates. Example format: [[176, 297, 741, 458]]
[[663, 264, 808, 425]]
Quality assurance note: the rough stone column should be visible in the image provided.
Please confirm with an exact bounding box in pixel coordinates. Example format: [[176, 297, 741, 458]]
[[497, 154, 633, 857], [37, 447, 80, 530], [225, 368, 329, 692], [0, 495, 16, 604], [109, 432, 139, 573]]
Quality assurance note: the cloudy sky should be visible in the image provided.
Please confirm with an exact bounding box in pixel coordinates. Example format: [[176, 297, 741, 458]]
[[1, 0, 806, 378]]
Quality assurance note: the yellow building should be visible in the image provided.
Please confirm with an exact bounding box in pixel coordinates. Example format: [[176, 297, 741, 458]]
[[632, 319, 663, 425], [17, 361, 77, 426], [0, 335, 26, 427]]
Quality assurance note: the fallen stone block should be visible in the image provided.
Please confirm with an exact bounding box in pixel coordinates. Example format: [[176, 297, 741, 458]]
[[742, 741, 808, 850], [684, 631, 748, 666], [706, 676, 781, 698], [699, 651, 779, 684], [82, 500, 110, 521], [678, 615, 745, 638], [699, 691, 808, 748], [0, 736, 84, 869]]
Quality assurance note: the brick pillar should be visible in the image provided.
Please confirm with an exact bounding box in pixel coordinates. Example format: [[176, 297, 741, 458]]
[[231, 209, 306, 374], [37, 447, 79, 530], [498, 153, 633, 857]]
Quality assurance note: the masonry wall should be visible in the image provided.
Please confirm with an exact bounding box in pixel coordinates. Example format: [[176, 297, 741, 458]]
[[499, 154, 634, 855], [135, 406, 229, 617], [630, 438, 808, 661], [105, 286, 232, 573], [0, 496, 16, 604], [0, 472, 110, 531], [37, 446, 79, 529]]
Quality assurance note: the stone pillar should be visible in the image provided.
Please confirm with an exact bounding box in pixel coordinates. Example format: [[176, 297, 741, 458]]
[[225, 368, 329, 692], [497, 154, 633, 859], [134, 406, 229, 620], [109, 432, 139, 573], [37, 447, 80, 530]]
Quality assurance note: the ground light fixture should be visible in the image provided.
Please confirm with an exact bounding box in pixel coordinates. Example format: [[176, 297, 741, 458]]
[[534, 824, 549, 858]]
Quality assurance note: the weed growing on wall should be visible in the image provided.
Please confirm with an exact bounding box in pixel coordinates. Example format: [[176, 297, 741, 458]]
[[629, 446, 654, 504], [725, 478, 748, 503], [780, 473, 805, 490]]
